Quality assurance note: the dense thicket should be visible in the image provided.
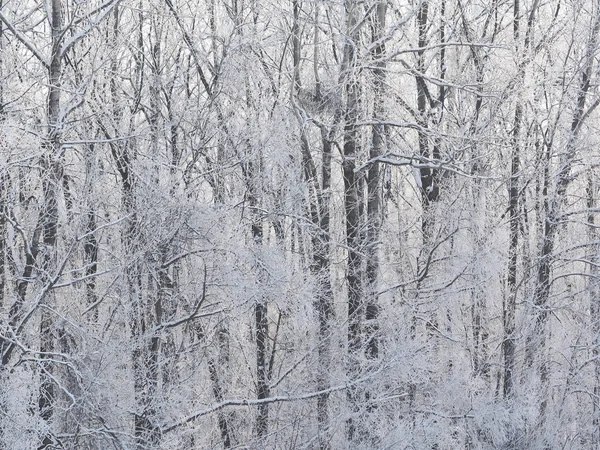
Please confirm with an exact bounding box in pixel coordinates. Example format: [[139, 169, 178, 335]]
[[2, 0, 600, 448]]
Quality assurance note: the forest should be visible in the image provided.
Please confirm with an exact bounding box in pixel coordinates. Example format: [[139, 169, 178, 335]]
[[1, 0, 600, 448]]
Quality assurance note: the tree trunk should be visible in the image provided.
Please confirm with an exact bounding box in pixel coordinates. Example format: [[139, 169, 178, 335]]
[[525, 7, 600, 437], [38, 0, 62, 446], [365, 0, 386, 366], [245, 151, 270, 440], [342, 0, 363, 443], [416, 1, 439, 240], [291, 3, 334, 446], [502, 106, 520, 399], [83, 142, 99, 324], [0, 0, 4, 310], [503, 0, 540, 401], [586, 172, 600, 447]]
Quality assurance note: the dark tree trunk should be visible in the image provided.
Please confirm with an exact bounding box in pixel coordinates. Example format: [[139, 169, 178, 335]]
[[587, 172, 600, 446], [525, 7, 600, 435], [38, 0, 62, 446], [244, 154, 270, 440], [342, 0, 363, 443], [365, 0, 386, 365], [0, 0, 4, 313], [291, 4, 335, 446], [83, 142, 99, 323], [503, 0, 522, 391], [415, 1, 439, 240]]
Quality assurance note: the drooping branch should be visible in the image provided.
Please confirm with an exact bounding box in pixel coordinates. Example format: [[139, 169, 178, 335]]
[[162, 366, 387, 434]]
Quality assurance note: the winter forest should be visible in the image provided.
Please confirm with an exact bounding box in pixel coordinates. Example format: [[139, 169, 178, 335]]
[[3, 0, 600, 448]]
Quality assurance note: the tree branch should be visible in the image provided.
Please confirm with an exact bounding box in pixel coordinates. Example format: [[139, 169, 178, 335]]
[[0, 11, 49, 68], [162, 365, 386, 434]]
